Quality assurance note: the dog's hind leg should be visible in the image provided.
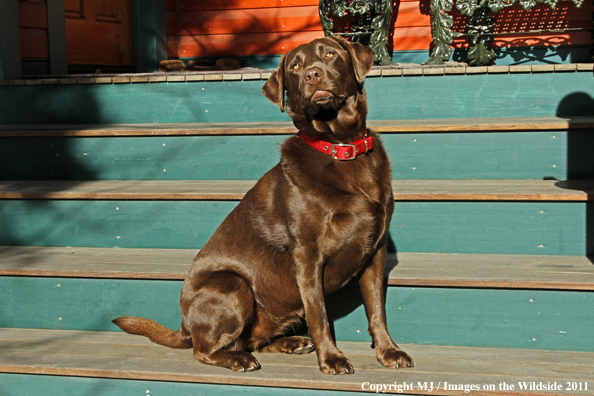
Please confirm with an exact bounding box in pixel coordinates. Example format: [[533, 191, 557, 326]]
[[185, 270, 260, 372]]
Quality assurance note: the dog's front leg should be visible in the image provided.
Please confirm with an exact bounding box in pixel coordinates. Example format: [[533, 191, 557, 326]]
[[359, 243, 415, 369], [293, 248, 355, 375]]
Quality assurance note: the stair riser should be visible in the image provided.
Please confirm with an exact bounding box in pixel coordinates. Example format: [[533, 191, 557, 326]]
[[1, 277, 592, 352], [0, 374, 341, 396], [1, 131, 593, 180], [0, 200, 590, 256], [0, 73, 592, 125]]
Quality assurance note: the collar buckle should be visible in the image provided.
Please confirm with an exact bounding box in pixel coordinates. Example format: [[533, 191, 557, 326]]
[[331, 143, 357, 160]]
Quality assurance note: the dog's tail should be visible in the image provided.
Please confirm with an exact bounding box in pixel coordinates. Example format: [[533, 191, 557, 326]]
[[112, 316, 191, 349]]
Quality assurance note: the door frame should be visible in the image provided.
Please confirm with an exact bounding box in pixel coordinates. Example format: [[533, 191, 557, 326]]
[[0, 0, 166, 79]]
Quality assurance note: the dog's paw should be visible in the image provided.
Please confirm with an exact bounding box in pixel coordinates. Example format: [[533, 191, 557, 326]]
[[377, 347, 414, 369], [283, 336, 316, 354], [259, 336, 315, 354], [225, 351, 262, 373], [319, 353, 355, 375]]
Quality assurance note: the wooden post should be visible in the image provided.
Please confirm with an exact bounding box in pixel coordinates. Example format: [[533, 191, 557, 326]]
[[133, 0, 167, 73], [0, 1, 22, 79], [47, 0, 68, 75]]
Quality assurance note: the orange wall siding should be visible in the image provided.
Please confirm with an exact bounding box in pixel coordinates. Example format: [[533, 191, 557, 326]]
[[166, 0, 179, 58], [15, 0, 593, 63], [171, 0, 592, 58]]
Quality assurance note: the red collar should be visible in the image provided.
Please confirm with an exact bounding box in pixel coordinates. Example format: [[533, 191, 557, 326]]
[[299, 130, 373, 160]]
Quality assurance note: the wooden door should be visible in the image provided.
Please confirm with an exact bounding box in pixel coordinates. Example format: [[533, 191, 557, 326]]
[[64, 0, 134, 66]]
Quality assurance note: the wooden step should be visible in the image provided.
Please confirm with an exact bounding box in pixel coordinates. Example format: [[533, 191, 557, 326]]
[[1, 116, 593, 137], [2, 246, 593, 291], [1, 179, 593, 201], [1, 328, 592, 395]]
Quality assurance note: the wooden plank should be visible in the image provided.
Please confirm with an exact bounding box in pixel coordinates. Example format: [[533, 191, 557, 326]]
[[0, 245, 194, 280], [0, 245, 196, 277], [368, 116, 594, 133], [385, 253, 594, 290], [0, 121, 297, 137], [1, 117, 592, 137], [2, 246, 593, 290], [389, 179, 594, 202], [0, 179, 592, 201], [0, 328, 593, 395]]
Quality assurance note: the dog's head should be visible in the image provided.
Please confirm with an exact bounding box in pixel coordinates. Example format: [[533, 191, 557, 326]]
[[262, 37, 374, 119]]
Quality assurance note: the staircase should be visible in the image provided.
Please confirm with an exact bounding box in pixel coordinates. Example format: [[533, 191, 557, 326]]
[[1, 64, 593, 395]]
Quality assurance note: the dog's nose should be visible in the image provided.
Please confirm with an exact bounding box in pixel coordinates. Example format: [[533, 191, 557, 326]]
[[305, 67, 323, 84]]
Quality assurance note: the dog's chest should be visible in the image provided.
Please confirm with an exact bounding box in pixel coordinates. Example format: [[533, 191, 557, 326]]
[[319, 192, 387, 283]]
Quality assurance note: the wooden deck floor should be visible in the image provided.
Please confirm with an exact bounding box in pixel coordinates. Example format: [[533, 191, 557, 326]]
[[1, 328, 593, 395]]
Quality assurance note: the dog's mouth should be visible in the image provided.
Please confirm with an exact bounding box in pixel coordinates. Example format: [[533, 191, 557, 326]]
[[312, 90, 333, 102], [307, 89, 346, 114]]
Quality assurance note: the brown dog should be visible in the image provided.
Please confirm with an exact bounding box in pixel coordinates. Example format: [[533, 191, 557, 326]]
[[113, 36, 414, 375]]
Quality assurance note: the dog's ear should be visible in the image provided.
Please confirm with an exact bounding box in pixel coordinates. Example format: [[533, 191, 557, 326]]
[[330, 36, 375, 83], [262, 55, 286, 112]]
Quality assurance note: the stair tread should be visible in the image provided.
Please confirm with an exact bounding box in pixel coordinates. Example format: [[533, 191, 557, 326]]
[[0, 328, 592, 395], [2, 246, 593, 290], [1, 115, 593, 136], [1, 179, 593, 201]]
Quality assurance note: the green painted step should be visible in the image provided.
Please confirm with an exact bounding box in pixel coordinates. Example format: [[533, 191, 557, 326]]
[[1, 130, 593, 180], [1, 328, 594, 395], [0, 71, 592, 124], [0, 199, 590, 255], [1, 117, 594, 180], [2, 246, 594, 290], [0, 276, 593, 351], [0, 373, 353, 396]]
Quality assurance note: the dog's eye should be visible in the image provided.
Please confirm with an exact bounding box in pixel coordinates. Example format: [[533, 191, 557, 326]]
[[291, 63, 300, 70], [325, 52, 335, 58]]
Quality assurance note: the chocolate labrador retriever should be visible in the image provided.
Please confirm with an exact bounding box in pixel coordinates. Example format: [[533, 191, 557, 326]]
[[113, 36, 414, 375]]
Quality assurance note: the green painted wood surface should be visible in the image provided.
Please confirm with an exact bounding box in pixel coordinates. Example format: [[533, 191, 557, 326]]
[[327, 284, 594, 352], [0, 374, 353, 396], [385, 131, 586, 180], [0, 135, 285, 180], [0, 200, 235, 249], [0, 73, 591, 125], [0, 201, 589, 255], [1, 131, 593, 180], [0, 277, 592, 352], [391, 202, 590, 256]]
